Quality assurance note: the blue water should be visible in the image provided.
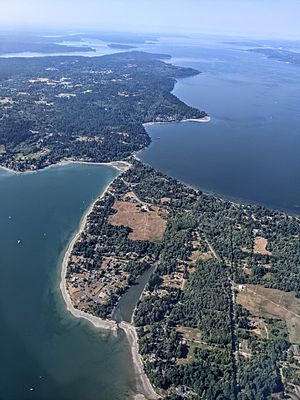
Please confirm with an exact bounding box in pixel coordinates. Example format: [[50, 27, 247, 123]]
[[0, 164, 137, 400], [1, 34, 299, 400], [140, 40, 300, 214]]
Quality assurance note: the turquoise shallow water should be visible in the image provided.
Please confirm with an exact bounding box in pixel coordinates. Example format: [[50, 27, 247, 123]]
[[0, 164, 136, 400]]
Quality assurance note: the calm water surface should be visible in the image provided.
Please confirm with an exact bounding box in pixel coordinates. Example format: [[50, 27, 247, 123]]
[[1, 36, 299, 400], [141, 41, 300, 214], [0, 164, 137, 400], [113, 265, 156, 323]]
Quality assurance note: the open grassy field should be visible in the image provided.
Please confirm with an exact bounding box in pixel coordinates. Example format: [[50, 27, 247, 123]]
[[236, 284, 300, 343], [108, 200, 166, 241]]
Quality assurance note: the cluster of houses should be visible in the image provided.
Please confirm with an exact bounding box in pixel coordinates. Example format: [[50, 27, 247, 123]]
[[67, 255, 130, 311]]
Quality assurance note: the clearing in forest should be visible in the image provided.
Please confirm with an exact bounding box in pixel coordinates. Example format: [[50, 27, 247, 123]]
[[253, 236, 272, 255], [108, 201, 166, 241], [236, 284, 300, 343]]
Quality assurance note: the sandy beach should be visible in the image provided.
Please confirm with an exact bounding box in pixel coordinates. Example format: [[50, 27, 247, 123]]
[[58, 160, 158, 399], [180, 115, 211, 123], [59, 178, 119, 332], [0, 159, 131, 175], [143, 115, 211, 127], [120, 321, 160, 400], [0, 165, 21, 174], [59, 159, 131, 330]]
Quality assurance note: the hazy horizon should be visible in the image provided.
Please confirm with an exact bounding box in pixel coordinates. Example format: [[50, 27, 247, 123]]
[[1, 0, 300, 41]]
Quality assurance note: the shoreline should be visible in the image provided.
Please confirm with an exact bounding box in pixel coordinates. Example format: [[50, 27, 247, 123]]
[[120, 321, 159, 400], [57, 160, 159, 399], [143, 115, 210, 127], [0, 159, 131, 175], [134, 152, 299, 218], [180, 115, 211, 123], [59, 178, 119, 332]]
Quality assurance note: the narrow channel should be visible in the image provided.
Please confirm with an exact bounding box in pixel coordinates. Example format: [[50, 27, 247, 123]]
[[113, 265, 156, 323]]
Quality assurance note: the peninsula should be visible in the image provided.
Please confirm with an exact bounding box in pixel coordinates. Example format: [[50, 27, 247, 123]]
[[64, 158, 300, 399], [0, 51, 207, 172], [1, 50, 300, 399]]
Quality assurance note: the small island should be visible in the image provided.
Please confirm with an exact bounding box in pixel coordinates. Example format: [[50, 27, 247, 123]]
[[249, 48, 300, 66], [108, 43, 137, 50]]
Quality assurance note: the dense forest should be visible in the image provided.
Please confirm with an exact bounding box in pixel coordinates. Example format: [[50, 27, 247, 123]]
[[0, 51, 206, 171]]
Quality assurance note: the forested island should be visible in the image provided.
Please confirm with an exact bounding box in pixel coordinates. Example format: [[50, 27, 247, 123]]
[[0, 51, 206, 171], [249, 48, 300, 66], [0, 33, 96, 55], [223, 40, 300, 67], [66, 159, 300, 399]]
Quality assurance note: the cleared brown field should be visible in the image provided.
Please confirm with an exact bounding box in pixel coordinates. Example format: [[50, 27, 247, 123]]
[[160, 197, 171, 204], [288, 385, 300, 400], [236, 284, 300, 344], [254, 236, 272, 255], [108, 201, 166, 241], [176, 326, 202, 342]]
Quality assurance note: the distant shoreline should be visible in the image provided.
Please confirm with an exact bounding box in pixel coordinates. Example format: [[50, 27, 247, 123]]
[[0, 159, 131, 175], [0, 117, 209, 175], [143, 115, 211, 127]]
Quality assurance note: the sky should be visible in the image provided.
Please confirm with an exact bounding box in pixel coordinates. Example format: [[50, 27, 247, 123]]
[[1, 0, 300, 40]]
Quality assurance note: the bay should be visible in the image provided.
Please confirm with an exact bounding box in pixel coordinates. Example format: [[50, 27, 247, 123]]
[[0, 163, 136, 400], [140, 41, 300, 215]]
